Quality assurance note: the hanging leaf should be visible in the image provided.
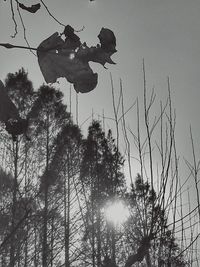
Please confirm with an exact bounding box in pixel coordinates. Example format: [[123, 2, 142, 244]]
[[37, 25, 117, 93], [98, 27, 117, 54], [18, 3, 41, 13]]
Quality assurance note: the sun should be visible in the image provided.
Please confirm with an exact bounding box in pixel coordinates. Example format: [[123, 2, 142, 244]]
[[104, 200, 129, 225]]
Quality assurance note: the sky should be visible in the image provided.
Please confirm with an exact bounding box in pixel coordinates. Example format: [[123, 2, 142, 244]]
[[1, 0, 200, 145], [1, 0, 200, 261], [0, 0, 200, 179], [0, 0, 200, 180]]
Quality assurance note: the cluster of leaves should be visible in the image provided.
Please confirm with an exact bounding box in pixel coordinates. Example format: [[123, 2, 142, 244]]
[[37, 25, 117, 93]]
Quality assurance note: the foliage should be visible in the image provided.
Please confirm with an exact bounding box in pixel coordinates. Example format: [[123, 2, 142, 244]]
[[124, 174, 187, 266], [0, 70, 188, 267]]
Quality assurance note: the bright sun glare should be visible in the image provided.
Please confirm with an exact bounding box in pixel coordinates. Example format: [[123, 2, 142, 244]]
[[104, 201, 129, 225]]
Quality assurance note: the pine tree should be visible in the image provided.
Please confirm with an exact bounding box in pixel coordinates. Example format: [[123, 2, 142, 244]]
[[48, 122, 82, 267], [30, 84, 70, 267], [124, 174, 187, 267], [3, 68, 34, 266], [80, 120, 125, 267]]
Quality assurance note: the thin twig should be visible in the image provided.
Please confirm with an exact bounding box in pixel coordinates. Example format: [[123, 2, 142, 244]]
[[10, 0, 18, 38], [15, 0, 36, 56], [40, 0, 65, 26]]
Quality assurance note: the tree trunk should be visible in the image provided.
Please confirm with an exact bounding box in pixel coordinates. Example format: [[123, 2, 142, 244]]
[[24, 224, 29, 267], [42, 173, 48, 267], [111, 227, 116, 265], [96, 205, 101, 267], [91, 186, 96, 267], [42, 117, 50, 267], [64, 154, 71, 267], [34, 219, 38, 267], [145, 249, 152, 267], [10, 140, 18, 267], [96, 141, 101, 267], [50, 216, 54, 267]]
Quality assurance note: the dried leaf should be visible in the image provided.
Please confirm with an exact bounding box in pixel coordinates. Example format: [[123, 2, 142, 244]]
[[19, 3, 41, 13], [37, 26, 117, 93]]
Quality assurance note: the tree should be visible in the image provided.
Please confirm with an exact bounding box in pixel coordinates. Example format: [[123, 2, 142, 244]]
[[47, 122, 83, 267], [0, 68, 191, 266], [80, 120, 125, 267], [124, 174, 187, 267], [0, 168, 13, 265], [30, 84, 70, 267], [3, 68, 35, 267]]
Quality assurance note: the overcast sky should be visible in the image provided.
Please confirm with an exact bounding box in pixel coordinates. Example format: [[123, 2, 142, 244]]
[[1, 0, 200, 184]]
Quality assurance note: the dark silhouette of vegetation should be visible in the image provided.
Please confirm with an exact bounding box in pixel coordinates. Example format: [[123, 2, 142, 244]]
[[124, 174, 187, 266], [0, 69, 196, 267]]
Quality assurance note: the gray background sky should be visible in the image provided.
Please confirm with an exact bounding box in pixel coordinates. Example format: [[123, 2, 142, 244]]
[[1, 0, 200, 260], [0, 0, 200, 185]]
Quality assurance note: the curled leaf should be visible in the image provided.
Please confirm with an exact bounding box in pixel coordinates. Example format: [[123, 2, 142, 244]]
[[37, 26, 117, 93], [19, 3, 41, 13]]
